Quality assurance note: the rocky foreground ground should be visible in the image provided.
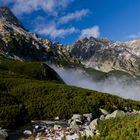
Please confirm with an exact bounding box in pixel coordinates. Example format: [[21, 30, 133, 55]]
[[1, 109, 140, 140]]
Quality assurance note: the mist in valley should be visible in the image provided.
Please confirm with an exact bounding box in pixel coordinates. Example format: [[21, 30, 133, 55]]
[[50, 65, 140, 101]]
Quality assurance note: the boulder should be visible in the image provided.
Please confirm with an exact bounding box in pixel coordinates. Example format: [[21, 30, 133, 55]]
[[99, 115, 105, 121], [71, 114, 82, 120], [69, 119, 82, 130], [105, 110, 125, 120], [84, 129, 94, 137], [35, 125, 39, 129], [0, 129, 8, 140], [53, 125, 62, 130], [89, 118, 99, 131], [68, 114, 83, 127], [83, 113, 92, 122], [54, 116, 59, 121], [99, 108, 109, 115], [23, 130, 32, 136], [68, 119, 72, 125]]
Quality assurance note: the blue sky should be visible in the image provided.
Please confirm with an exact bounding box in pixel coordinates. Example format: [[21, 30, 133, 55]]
[[1, 0, 140, 44]]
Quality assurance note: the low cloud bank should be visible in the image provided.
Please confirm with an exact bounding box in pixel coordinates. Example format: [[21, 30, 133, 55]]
[[50, 65, 140, 101]]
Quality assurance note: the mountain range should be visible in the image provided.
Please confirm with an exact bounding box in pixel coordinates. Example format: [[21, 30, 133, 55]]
[[0, 7, 140, 78], [0, 7, 140, 140]]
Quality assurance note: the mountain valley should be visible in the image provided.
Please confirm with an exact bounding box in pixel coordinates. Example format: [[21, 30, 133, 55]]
[[0, 6, 140, 140]]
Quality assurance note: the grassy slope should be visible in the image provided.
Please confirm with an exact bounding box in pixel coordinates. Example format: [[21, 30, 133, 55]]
[[0, 58, 140, 132]]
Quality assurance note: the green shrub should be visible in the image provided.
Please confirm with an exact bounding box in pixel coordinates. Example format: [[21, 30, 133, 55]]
[[0, 58, 140, 129], [97, 114, 140, 139]]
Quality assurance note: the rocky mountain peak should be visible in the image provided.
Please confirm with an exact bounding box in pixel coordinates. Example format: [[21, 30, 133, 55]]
[[68, 36, 140, 76], [69, 37, 112, 60], [0, 7, 24, 28], [0, 7, 78, 65]]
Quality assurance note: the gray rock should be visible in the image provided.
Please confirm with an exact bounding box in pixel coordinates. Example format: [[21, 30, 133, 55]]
[[54, 116, 59, 120], [23, 130, 32, 135], [105, 110, 125, 120], [83, 129, 94, 137], [99, 115, 105, 121], [99, 108, 109, 115], [89, 118, 99, 131], [68, 119, 72, 125], [69, 119, 82, 130], [0, 129, 8, 140], [71, 114, 82, 120], [69, 114, 83, 129], [53, 125, 62, 130], [83, 113, 92, 122], [35, 125, 39, 129]]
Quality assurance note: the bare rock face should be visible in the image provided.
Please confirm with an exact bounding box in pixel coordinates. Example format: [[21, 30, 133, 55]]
[[0, 7, 47, 60], [85, 41, 140, 76], [69, 37, 112, 60], [69, 37, 140, 76], [0, 7, 24, 28]]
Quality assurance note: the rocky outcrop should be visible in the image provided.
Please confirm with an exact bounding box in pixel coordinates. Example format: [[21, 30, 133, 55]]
[[99, 108, 109, 115], [68, 37, 112, 60], [85, 43, 140, 76], [0, 7, 25, 29], [19, 108, 140, 140], [105, 110, 125, 120], [0, 128, 8, 140]]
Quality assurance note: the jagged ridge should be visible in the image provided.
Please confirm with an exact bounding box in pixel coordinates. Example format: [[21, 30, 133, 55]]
[[69, 37, 140, 76], [0, 7, 78, 65], [0, 7, 140, 76]]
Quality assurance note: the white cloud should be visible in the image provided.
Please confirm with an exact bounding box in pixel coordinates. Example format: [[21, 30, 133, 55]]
[[59, 9, 90, 24], [2, 0, 98, 40], [34, 24, 78, 39], [6, 0, 74, 16], [127, 32, 140, 40], [80, 25, 100, 38]]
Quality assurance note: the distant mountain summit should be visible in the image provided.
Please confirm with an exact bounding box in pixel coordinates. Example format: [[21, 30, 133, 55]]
[[69, 37, 140, 76], [68, 37, 112, 60]]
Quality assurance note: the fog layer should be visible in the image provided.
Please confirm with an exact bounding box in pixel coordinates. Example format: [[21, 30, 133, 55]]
[[50, 65, 140, 101]]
